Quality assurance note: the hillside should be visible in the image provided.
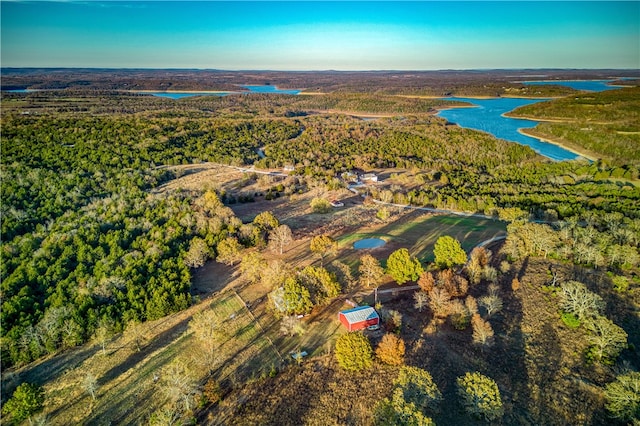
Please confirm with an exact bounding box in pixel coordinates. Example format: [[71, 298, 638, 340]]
[[1, 78, 639, 426]]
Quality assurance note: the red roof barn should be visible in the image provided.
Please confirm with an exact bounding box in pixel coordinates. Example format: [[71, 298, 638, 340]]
[[338, 306, 380, 332]]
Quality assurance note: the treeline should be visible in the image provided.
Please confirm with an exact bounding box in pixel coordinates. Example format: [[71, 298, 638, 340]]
[[258, 113, 537, 172], [391, 161, 640, 221]]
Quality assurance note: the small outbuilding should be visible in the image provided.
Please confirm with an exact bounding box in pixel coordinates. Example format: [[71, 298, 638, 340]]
[[338, 306, 380, 332]]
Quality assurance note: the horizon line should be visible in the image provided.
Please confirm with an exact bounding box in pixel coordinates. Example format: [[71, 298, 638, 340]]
[[3, 67, 640, 72]]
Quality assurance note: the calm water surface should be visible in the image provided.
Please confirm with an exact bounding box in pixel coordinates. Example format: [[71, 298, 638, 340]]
[[437, 97, 580, 161], [521, 80, 619, 92], [144, 85, 300, 98]]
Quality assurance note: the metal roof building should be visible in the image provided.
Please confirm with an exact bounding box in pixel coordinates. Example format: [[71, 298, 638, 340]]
[[338, 306, 379, 332]]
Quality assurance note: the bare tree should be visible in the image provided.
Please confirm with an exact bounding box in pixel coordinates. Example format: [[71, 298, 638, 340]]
[[585, 315, 628, 363], [188, 309, 226, 374], [94, 318, 115, 355], [478, 294, 503, 318], [413, 291, 429, 312], [269, 224, 293, 255], [280, 315, 306, 337], [161, 361, 198, 415], [559, 281, 604, 321], [83, 372, 98, 401]]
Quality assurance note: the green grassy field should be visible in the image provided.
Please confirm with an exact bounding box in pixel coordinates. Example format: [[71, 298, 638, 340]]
[[336, 213, 506, 265]]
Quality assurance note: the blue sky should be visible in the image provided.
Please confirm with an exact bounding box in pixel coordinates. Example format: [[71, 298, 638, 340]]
[[1, 1, 638, 70]]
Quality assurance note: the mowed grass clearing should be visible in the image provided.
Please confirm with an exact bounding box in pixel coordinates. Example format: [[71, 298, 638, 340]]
[[336, 212, 507, 266]]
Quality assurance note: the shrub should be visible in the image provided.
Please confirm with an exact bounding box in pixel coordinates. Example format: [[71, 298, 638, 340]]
[[334, 332, 373, 371], [457, 372, 503, 421], [376, 334, 406, 366], [310, 197, 331, 213], [604, 372, 640, 422], [560, 312, 581, 329]]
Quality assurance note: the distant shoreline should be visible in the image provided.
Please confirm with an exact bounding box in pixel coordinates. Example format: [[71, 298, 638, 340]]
[[132, 90, 237, 94]]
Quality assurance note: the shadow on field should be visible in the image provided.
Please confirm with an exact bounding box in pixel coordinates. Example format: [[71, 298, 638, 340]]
[[5, 344, 101, 396], [97, 316, 192, 386]]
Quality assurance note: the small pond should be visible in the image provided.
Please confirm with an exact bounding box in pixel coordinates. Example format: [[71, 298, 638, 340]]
[[353, 238, 386, 249]]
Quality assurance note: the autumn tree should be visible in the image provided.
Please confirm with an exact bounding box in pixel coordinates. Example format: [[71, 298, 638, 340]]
[[2, 382, 45, 425], [335, 332, 373, 371], [604, 372, 640, 422], [239, 251, 266, 283], [471, 314, 494, 346], [376, 334, 406, 366], [310, 234, 338, 266], [417, 271, 435, 293], [428, 287, 452, 320], [449, 299, 471, 330], [467, 247, 491, 284], [216, 236, 242, 265], [269, 224, 293, 255], [386, 248, 424, 284], [359, 254, 385, 288], [433, 236, 467, 269], [184, 236, 210, 268], [437, 269, 469, 297], [457, 372, 503, 421]]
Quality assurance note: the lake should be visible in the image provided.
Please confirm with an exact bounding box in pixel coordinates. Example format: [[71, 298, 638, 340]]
[[521, 80, 620, 92], [437, 97, 581, 161], [143, 85, 300, 99], [240, 85, 301, 95]]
